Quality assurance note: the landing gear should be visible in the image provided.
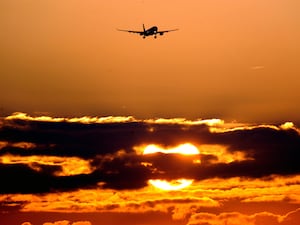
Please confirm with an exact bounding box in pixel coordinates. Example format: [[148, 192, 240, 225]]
[[154, 35, 157, 39]]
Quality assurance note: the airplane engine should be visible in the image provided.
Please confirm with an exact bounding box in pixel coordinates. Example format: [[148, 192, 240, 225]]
[[159, 32, 164, 36]]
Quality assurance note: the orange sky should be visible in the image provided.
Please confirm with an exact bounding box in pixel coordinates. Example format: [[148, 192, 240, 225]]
[[1, 0, 300, 122], [1, 1, 300, 224]]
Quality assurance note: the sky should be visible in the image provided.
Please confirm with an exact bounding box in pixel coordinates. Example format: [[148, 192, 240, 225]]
[[1, 1, 300, 225], [1, 0, 300, 122]]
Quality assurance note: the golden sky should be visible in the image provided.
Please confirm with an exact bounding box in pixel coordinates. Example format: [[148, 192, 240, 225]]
[[1, 0, 300, 122], [1, 1, 300, 225]]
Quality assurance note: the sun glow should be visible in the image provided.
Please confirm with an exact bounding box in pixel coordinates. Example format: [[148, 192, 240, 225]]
[[149, 179, 194, 191], [140, 143, 199, 190], [142, 143, 200, 155]]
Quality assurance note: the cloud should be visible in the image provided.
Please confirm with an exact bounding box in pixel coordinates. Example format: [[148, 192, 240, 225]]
[[1, 174, 297, 214], [0, 163, 101, 194], [43, 221, 91, 225], [1, 184, 219, 213], [187, 212, 256, 225], [16, 209, 300, 225], [5, 112, 135, 124], [43, 221, 71, 225], [186, 209, 300, 225], [21, 220, 92, 225], [0, 113, 300, 193], [1, 155, 93, 176], [280, 208, 300, 225]]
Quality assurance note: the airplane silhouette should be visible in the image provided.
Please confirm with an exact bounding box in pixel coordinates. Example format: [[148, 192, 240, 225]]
[[117, 24, 178, 38]]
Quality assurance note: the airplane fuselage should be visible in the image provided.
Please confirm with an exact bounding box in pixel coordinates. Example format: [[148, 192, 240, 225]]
[[144, 26, 158, 35], [141, 26, 160, 38]]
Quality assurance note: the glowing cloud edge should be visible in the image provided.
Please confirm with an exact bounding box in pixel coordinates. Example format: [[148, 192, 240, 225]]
[[148, 179, 194, 191]]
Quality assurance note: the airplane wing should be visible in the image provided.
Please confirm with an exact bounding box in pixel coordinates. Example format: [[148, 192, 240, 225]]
[[157, 29, 179, 35], [117, 29, 143, 34]]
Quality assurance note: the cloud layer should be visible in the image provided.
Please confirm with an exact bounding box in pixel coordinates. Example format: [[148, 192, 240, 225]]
[[0, 113, 300, 194]]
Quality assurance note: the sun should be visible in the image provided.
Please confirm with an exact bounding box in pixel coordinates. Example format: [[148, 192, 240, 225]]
[[141, 143, 200, 190], [143, 143, 200, 155], [148, 179, 194, 191]]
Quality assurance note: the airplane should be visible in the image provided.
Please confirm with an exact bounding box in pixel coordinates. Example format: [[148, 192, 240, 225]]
[[117, 24, 178, 38]]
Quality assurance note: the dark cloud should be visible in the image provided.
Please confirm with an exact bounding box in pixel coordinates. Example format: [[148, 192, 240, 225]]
[[0, 197, 26, 212], [0, 116, 300, 193], [208, 127, 300, 177], [0, 117, 212, 159], [0, 163, 99, 194], [0, 119, 151, 158]]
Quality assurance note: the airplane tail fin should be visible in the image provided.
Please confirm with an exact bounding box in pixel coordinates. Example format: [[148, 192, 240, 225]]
[[143, 24, 146, 32]]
